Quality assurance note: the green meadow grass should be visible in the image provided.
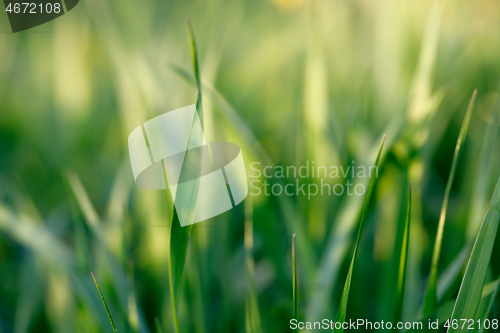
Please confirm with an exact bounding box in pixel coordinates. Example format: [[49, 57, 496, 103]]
[[1, 0, 500, 332]]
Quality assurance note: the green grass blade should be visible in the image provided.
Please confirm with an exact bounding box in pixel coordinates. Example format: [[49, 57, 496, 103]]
[[14, 256, 43, 333], [466, 92, 500, 239], [437, 244, 470, 301], [66, 170, 138, 323], [187, 18, 203, 125], [293, 233, 297, 332], [169, 62, 317, 285], [394, 182, 412, 328], [244, 195, 262, 333], [404, 279, 499, 332], [447, 177, 500, 333], [476, 276, 500, 333], [408, 0, 445, 124], [423, 89, 477, 316], [334, 135, 386, 332], [167, 20, 205, 333], [475, 277, 500, 333], [306, 188, 365, 320], [155, 318, 164, 333], [245, 259, 262, 333], [91, 272, 118, 333], [437, 90, 500, 305], [0, 203, 117, 330], [167, 216, 186, 333]]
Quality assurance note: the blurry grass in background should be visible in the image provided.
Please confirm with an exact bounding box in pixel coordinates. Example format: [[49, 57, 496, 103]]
[[1, 0, 500, 332]]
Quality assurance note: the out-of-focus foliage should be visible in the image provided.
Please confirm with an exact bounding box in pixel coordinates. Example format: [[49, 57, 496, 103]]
[[1, 0, 500, 332]]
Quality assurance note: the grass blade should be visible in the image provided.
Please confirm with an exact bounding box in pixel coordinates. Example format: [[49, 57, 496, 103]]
[[167, 20, 205, 333], [408, 0, 445, 124], [334, 134, 386, 332], [66, 170, 141, 327], [293, 233, 297, 332], [404, 279, 500, 332], [188, 18, 203, 126], [476, 276, 500, 333], [394, 182, 412, 328], [466, 91, 500, 240], [423, 89, 477, 316], [306, 187, 365, 320], [0, 202, 118, 330], [155, 318, 164, 333], [169, 62, 318, 285], [437, 90, 500, 305], [447, 177, 500, 333], [91, 272, 118, 333], [244, 197, 262, 333]]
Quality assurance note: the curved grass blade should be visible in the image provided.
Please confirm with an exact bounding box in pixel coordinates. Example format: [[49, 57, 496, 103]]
[[167, 20, 205, 333], [394, 182, 412, 329], [293, 233, 297, 333], [404, 279, 499, 332], [91, 272, 118, 333], [333, 135, 386, 333], [447, 177, 500, 333], [423, 90, 477, 316], [437, 90, 500, 306]]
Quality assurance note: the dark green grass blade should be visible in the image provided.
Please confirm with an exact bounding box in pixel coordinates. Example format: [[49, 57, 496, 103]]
[[394, 182, 412, 328], [333, 135, 386, 332], [91, 272, 118, 333], [293, 233, 297, 332], [447, 177, 500, 333], [423, 90, 477, 316], [167, 20, 204, 333], [167, 208, 191, 332]]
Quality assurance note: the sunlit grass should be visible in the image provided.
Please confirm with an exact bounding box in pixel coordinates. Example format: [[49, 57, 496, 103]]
[[1, 0, 500, 332]]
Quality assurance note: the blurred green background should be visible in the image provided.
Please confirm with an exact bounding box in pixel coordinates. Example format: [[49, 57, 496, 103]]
[[1, 0, 500, 332]]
